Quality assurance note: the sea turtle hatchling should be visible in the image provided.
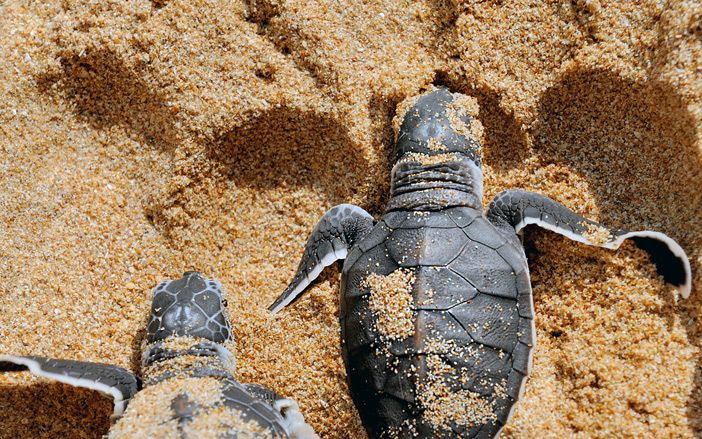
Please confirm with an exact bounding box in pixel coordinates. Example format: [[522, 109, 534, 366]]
[[1, 271, 318, 439], [268, 87, 692, 438]]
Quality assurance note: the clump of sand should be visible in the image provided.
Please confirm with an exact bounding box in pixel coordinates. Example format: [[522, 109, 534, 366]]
[[582, 222, 612, 246], [363, 268, 416, 340], [110, 377, 274, 438], [0, 1, 701, 438]]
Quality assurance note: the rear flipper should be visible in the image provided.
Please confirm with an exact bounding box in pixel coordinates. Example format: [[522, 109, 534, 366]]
[[268, 204, 375, 314], [244, 383, 320, 439], [487, 189, 692, 298], [0, 355, 140, 419]]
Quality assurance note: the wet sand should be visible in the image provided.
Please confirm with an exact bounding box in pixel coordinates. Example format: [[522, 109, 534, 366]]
[[0, 1, 701, 437]]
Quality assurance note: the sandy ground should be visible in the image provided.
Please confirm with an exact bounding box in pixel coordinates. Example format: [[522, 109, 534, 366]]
[[0, 0, 701, 437]]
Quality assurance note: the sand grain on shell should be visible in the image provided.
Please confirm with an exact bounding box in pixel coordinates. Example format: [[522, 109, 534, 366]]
[[363, 268, 416, 341], [427, 137, 447, 152], [183, 405, 275, 439], [392, 93, 422, 140], [418, 338, 507, 432], [419, 381, 499, 431], [1, 1, 701, 438], [109, 377, 225, 438]]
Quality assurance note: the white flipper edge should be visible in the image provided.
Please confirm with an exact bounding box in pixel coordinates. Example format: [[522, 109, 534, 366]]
[[268, 205, 371, 315], [269, 282, 309, 315], [0, 355, 131, 418], [515, 218, 692, 298], [268, 249, 347, 315]]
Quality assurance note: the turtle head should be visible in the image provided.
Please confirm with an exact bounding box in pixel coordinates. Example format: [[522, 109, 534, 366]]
[[141, 272, 236, 384], [146, 271, 232, 344], [387, 87, 485, 212], [393, 87, 483, 164]]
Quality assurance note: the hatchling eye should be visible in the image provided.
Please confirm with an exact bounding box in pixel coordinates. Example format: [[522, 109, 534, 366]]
[[221, 299, 228, 308]]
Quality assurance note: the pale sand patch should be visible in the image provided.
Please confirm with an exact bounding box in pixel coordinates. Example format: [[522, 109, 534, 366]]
[[582, 222, 612, 246], [363, 268, 416, 341]]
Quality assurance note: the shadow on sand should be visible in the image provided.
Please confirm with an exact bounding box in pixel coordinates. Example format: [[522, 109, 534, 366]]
[[206, 105, 367, 203], [36, 47, 180, 153]]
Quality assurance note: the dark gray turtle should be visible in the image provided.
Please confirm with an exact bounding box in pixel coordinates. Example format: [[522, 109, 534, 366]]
[[1, 271, 318, 439], [269, 87, 692, 438]]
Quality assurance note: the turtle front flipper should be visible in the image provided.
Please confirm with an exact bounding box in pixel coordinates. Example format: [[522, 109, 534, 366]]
[[0, 355, 140, 418], [487, 189, 692, 298], [269, 204, 375, 314]]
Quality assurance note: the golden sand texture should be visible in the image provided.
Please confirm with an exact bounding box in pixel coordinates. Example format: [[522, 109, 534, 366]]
[[0, 0, 700, 438]]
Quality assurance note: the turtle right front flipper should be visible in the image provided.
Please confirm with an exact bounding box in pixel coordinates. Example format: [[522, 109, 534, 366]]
[[487, 189, 692, 298], [0, 355, 140, 418], [269, 204, 375, 314]]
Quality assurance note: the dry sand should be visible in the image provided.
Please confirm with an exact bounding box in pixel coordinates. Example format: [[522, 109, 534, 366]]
[[0, 0, 700, 437]]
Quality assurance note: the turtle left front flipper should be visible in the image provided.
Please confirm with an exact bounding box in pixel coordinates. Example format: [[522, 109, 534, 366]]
[[269, 204, 375, 314], [0, 355, 140, 418], [487, 189, 692, 298]]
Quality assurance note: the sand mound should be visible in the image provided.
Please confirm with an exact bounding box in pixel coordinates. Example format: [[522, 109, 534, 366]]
[[0, 1, 700, 437]]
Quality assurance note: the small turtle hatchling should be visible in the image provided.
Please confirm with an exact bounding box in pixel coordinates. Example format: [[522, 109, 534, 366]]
[[269, 87, 692, 438], [1, 271, 318, 439]]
